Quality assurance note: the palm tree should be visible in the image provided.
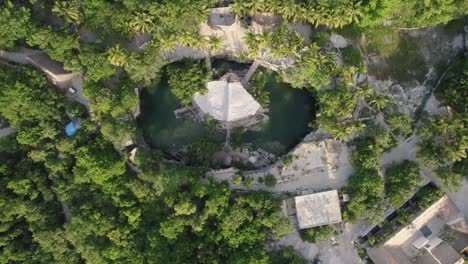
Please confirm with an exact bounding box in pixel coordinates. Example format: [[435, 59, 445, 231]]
[[178, 32, 195, 47], [369, 95, 393, 111], [160, 34, 178, 52], [243, 31, 262, 58], [128, 11, 155, 34], [266, 0, 281, 14], [204, 35, 224, 72], [347, 2, 363, 24], [191, 35, 207, 50], [229, 1, 247, 17], [278, 1, 298, 22], [249, 0, 266, 14], [107, 45, 128, 67], [207, 35, 224, 54], [52, 1, 81, 25], [356, 86, 374, 101]]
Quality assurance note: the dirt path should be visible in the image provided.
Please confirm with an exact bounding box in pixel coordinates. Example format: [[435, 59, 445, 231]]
[[0, 127, 17, 138], [0, 48, 90, 110]]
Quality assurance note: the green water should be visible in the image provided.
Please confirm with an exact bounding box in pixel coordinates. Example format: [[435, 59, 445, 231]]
[[139, 63, 315, 154], [241, 73, 315, 155], [138, 77, 216, 148]]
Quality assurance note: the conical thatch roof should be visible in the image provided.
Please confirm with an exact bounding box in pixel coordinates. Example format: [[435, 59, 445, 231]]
[[193, 80, 260, 122]]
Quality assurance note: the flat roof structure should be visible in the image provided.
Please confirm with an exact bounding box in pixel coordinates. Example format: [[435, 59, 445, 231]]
[[368, 195, 467, 264], [295, 190, 342, 229], [193, 80, 260, 122]]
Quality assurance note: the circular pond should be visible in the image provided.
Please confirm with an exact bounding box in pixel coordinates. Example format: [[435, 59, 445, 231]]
[[138, 61, 315, 155]]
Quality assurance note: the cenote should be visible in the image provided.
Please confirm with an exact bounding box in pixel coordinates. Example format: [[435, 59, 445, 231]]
[[138, 60, 315, 155]]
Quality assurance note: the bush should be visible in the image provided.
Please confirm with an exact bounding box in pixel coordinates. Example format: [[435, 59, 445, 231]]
[[396, 209, 414, 226], [191, 138, 221, 166], [341, 46, 363, 67], [368, 235, 376, 247], [264, 174, 277, 187], [311, 31, 330, 48], [243, 177, 253, 188], [250, 71, 270, 107], [300, 225, 336, 243], [386, 112, 412, 135], [166, 60, 210, 106], [233, 176, 242, 185], [384, 160, 423, 208], [65, 100, 85, 118], [257, 176, 264, 183], [416, 186, 443, 210], [283, 155, 293, 167]]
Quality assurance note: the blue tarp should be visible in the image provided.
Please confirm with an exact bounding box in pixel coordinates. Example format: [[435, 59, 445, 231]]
[[65, 122, 77, 136], [65, 118, 82, 137]]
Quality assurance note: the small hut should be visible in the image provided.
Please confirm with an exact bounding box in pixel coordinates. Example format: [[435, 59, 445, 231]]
[[193, 78, 261, 128]]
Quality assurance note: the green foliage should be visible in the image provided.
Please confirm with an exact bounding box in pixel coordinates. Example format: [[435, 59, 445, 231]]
[[79, 45, 116, 82], [232, 0, 364, 28], [270, 246, 307, 264], [351, 126, 394, 170], [83, 81, 138, 121], [396, 209, 415, 226], [233, 175, 242, 185], [167, 60, 210, 106], [100, 118, 135, 149], [27, 28, 81, 72], [244, 25, 304, 59], [417, 114, 467, 168], [436, 59, 467, 114], [311, 31, 330, 48], [190, 138, 221, 166], [341, 46, 363, 67], [416, 186, 443, 210], [368, 235, 376, 246], [264, 174, 277, 187], [52, 0, 82, 25], [64, 100, 85, 118], [244, 177, 253, 188], [0, 1, 32, 49], [0, 65, 65, 147], [249, 71, 270, 107], [300, 225, 337, 243], [386, 112, 412, 135], [283, 155, 294, 167], [434, 165, 464, 191], [343, 169, 385, 224], [385, 160, 423, 208]]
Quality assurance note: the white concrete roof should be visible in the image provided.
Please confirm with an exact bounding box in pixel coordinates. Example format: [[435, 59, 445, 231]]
[[295, 190, 342, 229], [193, 80, 260, 122]]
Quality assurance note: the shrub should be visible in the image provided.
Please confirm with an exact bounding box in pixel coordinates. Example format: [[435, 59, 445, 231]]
[[311, 31, 330, 48], [416, 186, 443, 210], [233, 176, 242, 185], [167, 60, 210, 106], [386, 112, 412, 136], [300, 226, 336, 243], [264, 174, 277, 187], [244, 177, 253, 188], [396, 209, 414, 226], [384, 160, 423, 208], [368, 236, 376, 247], [257, 176, 264, 183], [283, 155, 293, 167], [341, 46, 363, 67]]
